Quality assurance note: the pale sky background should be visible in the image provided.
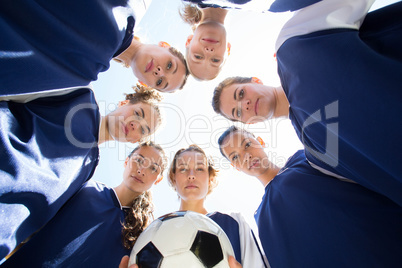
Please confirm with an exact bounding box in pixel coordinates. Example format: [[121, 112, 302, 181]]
[[92, 0, 394, 229]]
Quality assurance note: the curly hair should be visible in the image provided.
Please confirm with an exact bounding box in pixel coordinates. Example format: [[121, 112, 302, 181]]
[[168, 144, 218, 196], [121, 141, 167, 249], [212, 77, 252, 119], [124, 83, 163, 140]]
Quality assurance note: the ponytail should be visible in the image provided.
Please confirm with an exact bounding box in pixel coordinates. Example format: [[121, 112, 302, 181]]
[[179, 4, 202, 31], [121, 191, 154, 249]]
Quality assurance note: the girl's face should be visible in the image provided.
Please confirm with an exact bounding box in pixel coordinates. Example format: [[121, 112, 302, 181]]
[[122, 146, 163, 195], [173, 151, 210, 202], [219, 82, 277, 123], [132, 45, 187, 93], [106, 102, 159, 143], [186, 21, 227, 80], [221, 131, 270, 177]]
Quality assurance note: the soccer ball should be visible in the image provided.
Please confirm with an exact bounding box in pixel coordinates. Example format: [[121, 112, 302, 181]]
[[129, 210, 235, 268]]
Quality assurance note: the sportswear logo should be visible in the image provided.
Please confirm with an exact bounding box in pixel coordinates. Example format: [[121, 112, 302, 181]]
[[302, 100, 339, 167]]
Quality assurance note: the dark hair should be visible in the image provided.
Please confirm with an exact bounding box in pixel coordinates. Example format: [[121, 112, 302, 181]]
[[217, 126, 255, 159], [168, 47, 190, 90], [168, 144, 218, 196], [212, 77, 253, 119], [121, 141, 167, 249]]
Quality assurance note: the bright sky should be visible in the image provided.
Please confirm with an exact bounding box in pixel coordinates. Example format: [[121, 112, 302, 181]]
[[92, 0, 393, 228]]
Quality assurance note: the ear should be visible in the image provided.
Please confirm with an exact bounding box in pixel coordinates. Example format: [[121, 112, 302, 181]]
[[256, 136, 266, 147], [251, 77, 263, 85], [158, 41, 171, 48], [185, 35, 194, 48], [118, 100, 129, 107], [154, 176, 163, 185], [227, 42, 231, 56], [124, 157, 129, 168]]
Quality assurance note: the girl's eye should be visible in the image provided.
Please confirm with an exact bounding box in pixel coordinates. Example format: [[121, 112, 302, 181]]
[[236, 109, 241, 118], [231, 155, 238, 161], [136, 158, 143, 164], [156, 78, 162, 86], [179, 168, 186, 173], [167, 61, 172, 70], [212, 58, 220, 63], [141, 127, 145, 135], [195, 55, 202, 60], [239, 89, 244, 99], [151, 166, 157, 172], [245, 141, 251, 149], [135, 111, 140, 117], [196, 168, 204, 172]]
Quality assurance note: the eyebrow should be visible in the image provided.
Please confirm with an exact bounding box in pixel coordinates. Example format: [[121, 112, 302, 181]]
[[241, 138, 247, 146], [228, 151, 236, 159], [153, 162, 161, 168], [140, 108, 145, 118], [231, 87, 240, 119], [227, 137, 245, 159]]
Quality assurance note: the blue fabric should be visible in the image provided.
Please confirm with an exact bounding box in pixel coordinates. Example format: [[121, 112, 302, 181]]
[[255, 150, 402, 268], [0, 0, 135, 95], [207, 212, 242, 264], [276, 3, 402, 207], [2, 181, 131, 267], [0, 88, 100, 259], [184, 0, 322, 12]]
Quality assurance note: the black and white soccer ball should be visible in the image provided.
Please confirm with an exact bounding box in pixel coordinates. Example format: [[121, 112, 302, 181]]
[[129, 210, 235, 268]]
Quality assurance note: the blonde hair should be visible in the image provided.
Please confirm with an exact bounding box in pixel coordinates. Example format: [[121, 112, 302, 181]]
[[121, 141, 167, 249], [168, 144, 218, 196], [179, 4, 202, 32]]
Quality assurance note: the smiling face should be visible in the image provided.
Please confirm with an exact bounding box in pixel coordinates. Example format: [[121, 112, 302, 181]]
[[219, 82, 277, 123], [106, 102, 159, 143], [132, 45, 187, 92], [122, 145, 163, 195], [173, 151, 210, 202], [220, 130, 271, 177], [186, 21, 227, 80]]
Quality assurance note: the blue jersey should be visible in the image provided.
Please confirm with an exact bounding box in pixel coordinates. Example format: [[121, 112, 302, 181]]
[[255, 150, 402, 268], [276, 1, 402, 206], [208, 211, 268, 267], [2, 180, 131, 267], [0, 88, 100, 259], [184, 0, 322, 12], [0, 0, 149, 96]]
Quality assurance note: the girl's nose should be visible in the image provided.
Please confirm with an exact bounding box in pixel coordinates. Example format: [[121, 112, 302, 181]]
[[154, 66, 164, 76]]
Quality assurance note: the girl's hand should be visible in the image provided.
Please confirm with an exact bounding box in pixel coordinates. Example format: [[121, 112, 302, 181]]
[[229, 255, 242, 268], [118, 255, 138, 268]]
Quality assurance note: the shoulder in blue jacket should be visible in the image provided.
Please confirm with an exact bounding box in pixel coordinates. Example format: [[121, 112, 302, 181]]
[[0, 88, 100, 260], [2, 180, 130, 267], [255, 150, 402, 267]]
